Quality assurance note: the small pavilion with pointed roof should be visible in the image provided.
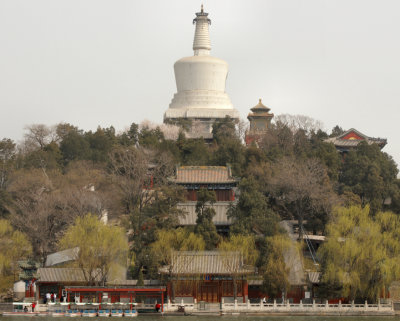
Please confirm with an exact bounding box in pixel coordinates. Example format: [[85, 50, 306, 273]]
[[245, 99, 274, 146]]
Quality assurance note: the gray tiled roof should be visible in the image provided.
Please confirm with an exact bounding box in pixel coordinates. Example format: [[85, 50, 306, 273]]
[[177, 202, 233, 226], [159, 251, 254, 275], [171, 166, 238, 184], [45, 248, 79, 267], [37, 268, 101, 283]]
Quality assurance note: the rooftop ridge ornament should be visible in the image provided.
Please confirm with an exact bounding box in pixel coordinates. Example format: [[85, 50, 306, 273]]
[[193, 4, 211, 23], [193, 5, 211, 55]]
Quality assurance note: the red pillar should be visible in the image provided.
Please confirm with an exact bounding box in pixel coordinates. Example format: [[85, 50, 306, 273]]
[[161, 291, 164, 312], [243, 280, 248, 303]]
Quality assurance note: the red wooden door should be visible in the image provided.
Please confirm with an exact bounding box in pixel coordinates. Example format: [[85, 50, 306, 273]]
[[198, 283, 218, 303]]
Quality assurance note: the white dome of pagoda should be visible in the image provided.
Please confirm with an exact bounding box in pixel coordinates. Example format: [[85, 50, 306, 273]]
[[164, 6, 239, 120]]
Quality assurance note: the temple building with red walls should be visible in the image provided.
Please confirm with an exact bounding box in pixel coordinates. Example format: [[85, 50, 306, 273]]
[[169, 166, 239, 234], [325, 128, 387, 154], [159, 251, 253, 304], [35, 267, 165, 308]]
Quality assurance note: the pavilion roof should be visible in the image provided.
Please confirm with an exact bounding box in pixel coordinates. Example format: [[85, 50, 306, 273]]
[[37, 268, 102, 283], [159, 251, 255, 275], [169, 166, 238, 184], [250, 99, 271, 113], [325, 128, 387, 149]]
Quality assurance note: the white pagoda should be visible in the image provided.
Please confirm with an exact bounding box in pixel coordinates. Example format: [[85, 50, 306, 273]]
[[163, 6, 239, 138]]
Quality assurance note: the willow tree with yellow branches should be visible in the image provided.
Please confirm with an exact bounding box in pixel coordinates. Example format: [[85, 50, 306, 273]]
[[59, 213, 128, 286], [150, 228, 205, 301], [261, 234, 293, 300], [218, 234, 258, 300], [318, 205, 400, 301], [0, 219, 32, 294]]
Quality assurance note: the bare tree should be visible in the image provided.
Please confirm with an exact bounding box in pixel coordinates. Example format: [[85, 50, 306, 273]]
[[266, 157, 340, 237], [237, 118, 249, 142], [108, 146, 152, 215], [274, 114, 324, 135], [0, 138, 16, 190], [23, 124, 55, 150], [8, 166, 107, 264], [108, 146, 174, 233]]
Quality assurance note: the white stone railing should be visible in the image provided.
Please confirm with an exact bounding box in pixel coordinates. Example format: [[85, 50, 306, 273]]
[[163, 298, 394, 314]]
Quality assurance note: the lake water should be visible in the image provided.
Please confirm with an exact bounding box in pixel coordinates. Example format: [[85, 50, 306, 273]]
[[1, 317, 400, 321]]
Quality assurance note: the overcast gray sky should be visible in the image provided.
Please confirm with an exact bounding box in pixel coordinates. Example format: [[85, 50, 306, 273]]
[[1, 0, 399, 168]]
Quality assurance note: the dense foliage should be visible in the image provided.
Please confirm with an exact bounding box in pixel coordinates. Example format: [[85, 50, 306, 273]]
[[59, 214, 129, 286], [0, 116, 399, 301], [318, 206, 400, 301]]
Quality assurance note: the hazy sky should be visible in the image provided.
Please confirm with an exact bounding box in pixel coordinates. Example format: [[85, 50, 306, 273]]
[[1, 0, 399, 168]]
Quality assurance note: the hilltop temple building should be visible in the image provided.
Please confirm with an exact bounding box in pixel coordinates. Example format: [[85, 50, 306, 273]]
[[325, 128, 387, 154], [245, 99, 274, 146], [163, 6, 239, 139], [169, 165, 239, 235]]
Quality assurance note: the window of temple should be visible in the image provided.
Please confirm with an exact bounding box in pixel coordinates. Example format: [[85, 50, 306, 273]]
[[186, 189, 235, 201]]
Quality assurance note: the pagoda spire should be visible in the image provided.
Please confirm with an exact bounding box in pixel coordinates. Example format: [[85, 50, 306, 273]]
[[192, 5, 211, 56]]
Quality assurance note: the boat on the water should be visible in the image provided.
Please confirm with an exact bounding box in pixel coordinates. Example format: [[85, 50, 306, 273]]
[[51, 309, 66, 317], [110, 309, 123, 317], [98, 309, 110, 317], [3, 301, 139, 317], [65, 309, 81, 317], [2, 303, 39, 317], [49, 302, 69, 317], [123, 310, 138, 317], [81, 309, 97, 317]]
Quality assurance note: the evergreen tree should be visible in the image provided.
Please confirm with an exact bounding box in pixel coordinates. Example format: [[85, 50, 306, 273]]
[[195, 189, 220, 250], [228, 177, 279, 236], [339, 141, 399, 213]]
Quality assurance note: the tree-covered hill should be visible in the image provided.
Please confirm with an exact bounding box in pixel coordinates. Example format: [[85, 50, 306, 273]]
[[0, 116, 399, 301]]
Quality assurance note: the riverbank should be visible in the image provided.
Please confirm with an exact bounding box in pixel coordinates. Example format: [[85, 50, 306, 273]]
[[0, 300, 396, 317], [162, 300, 396, 316]]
